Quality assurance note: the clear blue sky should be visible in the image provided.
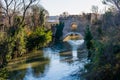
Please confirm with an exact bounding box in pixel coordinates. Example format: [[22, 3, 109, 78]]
[[40, 0, 108, 16]]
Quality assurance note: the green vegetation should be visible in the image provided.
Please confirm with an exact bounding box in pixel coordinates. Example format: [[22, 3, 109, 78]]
[[0, 0, 120, 80], [27, 27, 52, 51], [0, 1, 52, 79], [84, 25, 93, 59], [84, 7, 120, 80], [0, 24, 52, 79], [0, 68, 9, 80], [55, 22, 64, 40]]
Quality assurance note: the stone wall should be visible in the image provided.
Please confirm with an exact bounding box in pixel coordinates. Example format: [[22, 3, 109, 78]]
[[59, 15, 88, 39]]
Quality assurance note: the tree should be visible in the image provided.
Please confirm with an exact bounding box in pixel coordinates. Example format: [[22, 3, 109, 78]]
[[31, 5, 40, 27], [60, 12, 69, 17], [14, 26, 26, 57], [0, 0, 39, 27], [91, 5, 98, 13], [0, 1, 2, 17], [31, 5, 49, 27], [6, 24, 27, 59], [27, 27, 52, 51], [84, 25, 93, 49], [84, 25, 93, 59], [103, 0, 120, 12], [55, 22, 64, 40], [39, 9, 46, 26]]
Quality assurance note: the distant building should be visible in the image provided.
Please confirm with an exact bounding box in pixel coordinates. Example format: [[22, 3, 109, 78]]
[[45, 16, 59, 29]]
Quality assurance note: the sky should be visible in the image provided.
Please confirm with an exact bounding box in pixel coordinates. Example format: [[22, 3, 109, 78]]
[[40, 0, 108, 16]]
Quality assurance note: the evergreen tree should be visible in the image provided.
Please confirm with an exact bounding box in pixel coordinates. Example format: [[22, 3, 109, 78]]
[[84, 25, 93, 59], [55, 22, 64, 40]]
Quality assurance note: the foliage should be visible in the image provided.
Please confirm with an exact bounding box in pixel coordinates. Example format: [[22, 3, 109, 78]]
[[84, 25, 93, 49], [0, 32, 7, 42], [0, 68, 9, 80], [0, 2, 51, 80], [84, 25, 93, 59], [13, 26, 26, 57], [0, 32, 8, 68], [13, 16, 22, 27], [31, 5, 49, 27], [55, 22, 64, 40], [6, 24, 27, 60], [27, 27, 52, 51], [90, 41, 104, 63], [84, 41, 120, 80], [0, 40, 8, 68], [103, 11, 114, 27], [84, 10, 120, 80], [39, 9, 46, 26]]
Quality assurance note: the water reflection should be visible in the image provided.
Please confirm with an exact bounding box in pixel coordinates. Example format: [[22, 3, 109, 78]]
[[67, 40, 84, 59], [8, 54, 49, 80], [8, 46, 87, 80], [23, 48, 87, 80]]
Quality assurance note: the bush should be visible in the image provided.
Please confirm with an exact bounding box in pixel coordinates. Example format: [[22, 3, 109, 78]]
[[27, 27, 52, 51], [6, 24, 27, 59], [0, 68, 9, 80]]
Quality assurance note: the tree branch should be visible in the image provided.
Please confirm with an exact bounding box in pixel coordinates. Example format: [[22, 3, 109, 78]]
[[8, 0, 14, 7], [21, 0, 36, 24]]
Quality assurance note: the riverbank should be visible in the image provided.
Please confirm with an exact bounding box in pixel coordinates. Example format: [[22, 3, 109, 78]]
[[6, 50, 49, 72]]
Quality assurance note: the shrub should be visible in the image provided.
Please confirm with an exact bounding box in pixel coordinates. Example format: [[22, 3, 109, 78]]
[[27, 27, 52, 51]]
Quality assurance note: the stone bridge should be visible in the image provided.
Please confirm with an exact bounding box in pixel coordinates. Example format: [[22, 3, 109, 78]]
[[59, 15, 88, 41]]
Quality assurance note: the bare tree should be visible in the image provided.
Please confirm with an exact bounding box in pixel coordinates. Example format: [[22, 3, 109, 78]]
[[0, 0, 39, 27], [103, 0, 120, 12], [30, 5, 49, 27], [91, 5, 98, 13], [21, 0, 40, 24], [0, 1, 3, 21]]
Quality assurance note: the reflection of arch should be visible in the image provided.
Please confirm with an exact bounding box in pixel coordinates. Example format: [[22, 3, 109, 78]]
[[71, 22, 77, 31]]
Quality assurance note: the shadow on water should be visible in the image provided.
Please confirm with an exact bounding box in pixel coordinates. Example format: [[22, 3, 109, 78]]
[[7, 51, 49, 80]]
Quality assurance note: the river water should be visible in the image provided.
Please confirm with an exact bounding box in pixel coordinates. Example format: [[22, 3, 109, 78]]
[[23, 47, 87, 80], [8, 41, 88, 80]]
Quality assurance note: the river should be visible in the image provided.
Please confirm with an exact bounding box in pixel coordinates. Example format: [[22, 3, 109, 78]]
[[8, 43, 88, 80]]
